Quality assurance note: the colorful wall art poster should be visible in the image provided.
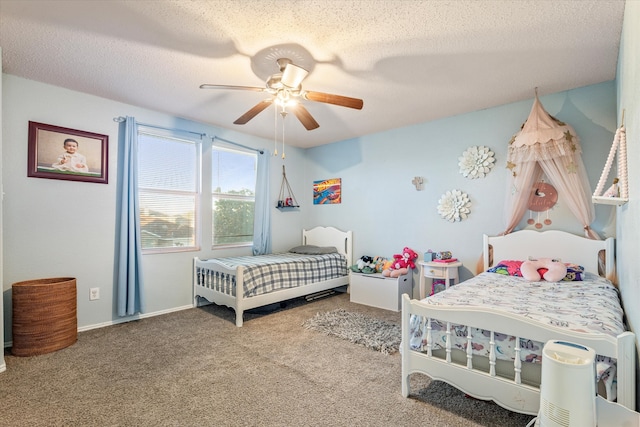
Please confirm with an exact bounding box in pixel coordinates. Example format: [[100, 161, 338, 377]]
[[313, 178, 341, 204]]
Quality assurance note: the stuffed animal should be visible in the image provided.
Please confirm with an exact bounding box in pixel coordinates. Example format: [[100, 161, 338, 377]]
[[372, 256, 388, 273], [350, 255, 376, 274], [521, 257, 567, 282], [382, 247, 418, 278]]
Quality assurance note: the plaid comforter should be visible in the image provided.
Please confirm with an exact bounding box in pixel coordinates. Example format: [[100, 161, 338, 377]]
[[200, 252, 347, 297]]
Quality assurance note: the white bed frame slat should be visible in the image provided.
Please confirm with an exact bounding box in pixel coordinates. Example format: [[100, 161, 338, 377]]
[[193, 226, 353, 327], [403, 230, 635, 415]]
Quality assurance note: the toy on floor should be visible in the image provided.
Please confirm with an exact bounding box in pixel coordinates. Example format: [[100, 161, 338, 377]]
[[382, 247, 418, 278]]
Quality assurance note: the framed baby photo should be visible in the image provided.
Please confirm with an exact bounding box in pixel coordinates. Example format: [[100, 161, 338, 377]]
[[27, 121, 109, 184]]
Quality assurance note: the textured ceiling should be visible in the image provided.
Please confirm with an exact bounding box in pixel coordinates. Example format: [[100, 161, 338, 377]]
[[0, 0, 626, 148]]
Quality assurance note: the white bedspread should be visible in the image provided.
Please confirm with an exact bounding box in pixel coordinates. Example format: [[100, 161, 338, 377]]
[[408, 271, 625, 398]]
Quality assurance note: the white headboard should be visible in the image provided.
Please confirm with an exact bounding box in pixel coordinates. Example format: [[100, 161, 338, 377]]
[[484, 230, 614, 279], [303, 226, 353, 267]]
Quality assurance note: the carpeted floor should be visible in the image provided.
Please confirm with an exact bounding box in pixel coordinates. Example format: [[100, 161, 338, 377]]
[[303, 308, 401, 354], [0, 292, 535, 426]]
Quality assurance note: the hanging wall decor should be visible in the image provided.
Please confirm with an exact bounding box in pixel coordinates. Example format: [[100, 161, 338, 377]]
[[592, 111, 629, 206], [27, 121, 109, 184], [437, 189, 471, 222], [313, 178, 341, 204], [526, 181, 557, 229], [277, 165, 299, 209], [458, 145, 495, 179]]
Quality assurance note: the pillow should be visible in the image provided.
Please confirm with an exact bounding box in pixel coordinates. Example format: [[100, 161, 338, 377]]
[[521, 258, 567, 282], [562, 263, 585, 281], [487, 260, 523, 276], [288, 245, 337, 255]]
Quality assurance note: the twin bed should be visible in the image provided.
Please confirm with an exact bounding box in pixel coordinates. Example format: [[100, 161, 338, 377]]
[[401, 230, 636, 415], [193, 226, 352, 327]]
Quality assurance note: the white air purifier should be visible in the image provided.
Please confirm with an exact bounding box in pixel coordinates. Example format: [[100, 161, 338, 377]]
[[538, 340, 597, 427]]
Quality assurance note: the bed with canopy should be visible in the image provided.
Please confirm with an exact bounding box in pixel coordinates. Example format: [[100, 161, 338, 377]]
[[401, 93, 635, 415]]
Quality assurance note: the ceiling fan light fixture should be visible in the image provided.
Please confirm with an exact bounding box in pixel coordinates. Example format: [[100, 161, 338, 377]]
[[275, 91, 298, 109], [281, 63, 309, 88], [266, 74, 283, 90]]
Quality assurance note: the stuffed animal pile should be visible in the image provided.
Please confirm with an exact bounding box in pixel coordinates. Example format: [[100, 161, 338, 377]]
[[382, 247, 418, 278]]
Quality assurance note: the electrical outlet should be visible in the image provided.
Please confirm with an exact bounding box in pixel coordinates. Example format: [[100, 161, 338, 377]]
[[89, 287, 100, 301]]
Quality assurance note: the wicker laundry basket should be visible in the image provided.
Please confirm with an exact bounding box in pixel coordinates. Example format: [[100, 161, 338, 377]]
[[12, 277, 77, 356]]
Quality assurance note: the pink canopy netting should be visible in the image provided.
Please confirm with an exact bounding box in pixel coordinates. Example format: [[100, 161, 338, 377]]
[[502, 93, 599, 241]]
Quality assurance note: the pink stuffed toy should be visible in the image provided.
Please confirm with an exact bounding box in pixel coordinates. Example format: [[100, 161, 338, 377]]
[[382, 247, 418, 278], [521, 258, 567, 282]]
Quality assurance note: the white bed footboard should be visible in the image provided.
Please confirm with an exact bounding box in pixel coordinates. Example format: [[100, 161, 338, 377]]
[[401, 294, 636, 415]]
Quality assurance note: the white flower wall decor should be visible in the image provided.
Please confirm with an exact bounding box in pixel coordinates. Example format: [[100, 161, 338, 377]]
[[437, 190, 472, 222], [458, 145, 495, 178]]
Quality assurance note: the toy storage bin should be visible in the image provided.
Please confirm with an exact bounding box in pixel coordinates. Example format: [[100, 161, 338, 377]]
[[350, 272, 412, 311]]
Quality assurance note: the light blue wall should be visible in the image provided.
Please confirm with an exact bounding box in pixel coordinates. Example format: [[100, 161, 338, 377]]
[[2, 74, 616, 341], [304, 82, 617, 283], [1, 74, 307, 340], [0, 62, 626, 342], [615, 0, 640, 391]]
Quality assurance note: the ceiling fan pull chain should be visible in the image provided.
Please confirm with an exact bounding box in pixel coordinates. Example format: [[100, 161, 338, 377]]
[[281, 109, 286, 159], [273, 105, 278, 156]]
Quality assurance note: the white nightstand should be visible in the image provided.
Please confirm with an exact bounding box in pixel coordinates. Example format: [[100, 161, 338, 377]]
[[418, 260, 462, 299], [349, 271, 412, 311]]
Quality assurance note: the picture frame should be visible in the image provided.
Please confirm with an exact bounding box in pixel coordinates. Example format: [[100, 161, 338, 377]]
[[313, 178, 341, 204], [27, 121, 108, 184]]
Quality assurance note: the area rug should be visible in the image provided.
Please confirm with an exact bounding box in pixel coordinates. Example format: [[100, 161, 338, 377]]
[[303, 309, 401, 354]]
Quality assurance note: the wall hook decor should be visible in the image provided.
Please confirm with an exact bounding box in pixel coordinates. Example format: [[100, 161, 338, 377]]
[[412, 176, 424, 191]]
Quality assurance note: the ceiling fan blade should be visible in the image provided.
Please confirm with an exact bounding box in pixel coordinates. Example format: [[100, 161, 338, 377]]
[[233, 99, 273, 125], [281, 63, 309, 88], [292, 104, 320, 130], [200, 84, 266, 92], [303, 91, 363, 110]]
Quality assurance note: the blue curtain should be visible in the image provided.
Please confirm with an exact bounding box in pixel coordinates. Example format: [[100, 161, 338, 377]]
[[252, 150, 271, 255], [116, 117, 145, 316]]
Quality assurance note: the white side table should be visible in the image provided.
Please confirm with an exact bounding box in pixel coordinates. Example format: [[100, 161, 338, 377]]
[[418, 261, 462, 299]]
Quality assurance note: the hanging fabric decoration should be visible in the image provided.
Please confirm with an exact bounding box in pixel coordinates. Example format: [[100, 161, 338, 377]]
[[501, 89, 599, 239]]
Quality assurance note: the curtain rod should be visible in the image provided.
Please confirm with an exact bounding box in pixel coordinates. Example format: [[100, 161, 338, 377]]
[[213, 136, 264, 154], [113, 117, 264, 154], [113, 116, 207, 138]]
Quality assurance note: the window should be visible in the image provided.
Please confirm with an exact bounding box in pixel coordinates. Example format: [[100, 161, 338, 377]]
[[138, 131, 200, 252], [212, 146, 256, 247]]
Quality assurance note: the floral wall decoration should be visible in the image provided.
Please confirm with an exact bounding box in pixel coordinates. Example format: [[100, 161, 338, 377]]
[[437, 189, 472, 222], [458, 145, 495, 178]]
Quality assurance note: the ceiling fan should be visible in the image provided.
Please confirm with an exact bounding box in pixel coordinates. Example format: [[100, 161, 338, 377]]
[[200, 58, 363, 131]]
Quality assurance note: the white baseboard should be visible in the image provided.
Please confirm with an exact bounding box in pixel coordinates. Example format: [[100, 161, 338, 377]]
[[4, 304, 194, 348], [77, 304, 194, 332]]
